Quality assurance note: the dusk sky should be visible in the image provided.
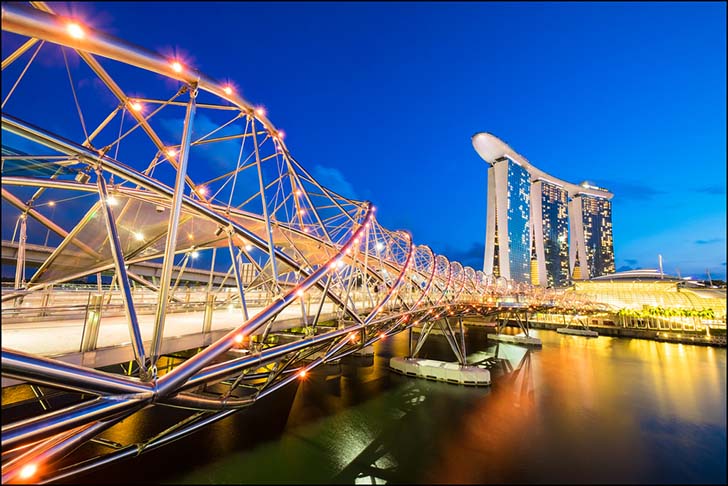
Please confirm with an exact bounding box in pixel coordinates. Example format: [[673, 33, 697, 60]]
[[7, 2, 728, 279]]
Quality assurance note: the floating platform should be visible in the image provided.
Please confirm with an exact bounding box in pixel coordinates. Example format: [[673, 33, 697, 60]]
[[556, 328, 599, 338], [489, 333, 542, 347], [389, 357, 490, 386]]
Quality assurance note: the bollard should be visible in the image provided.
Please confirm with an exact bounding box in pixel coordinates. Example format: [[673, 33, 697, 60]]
[[80, 294, 104, 352]]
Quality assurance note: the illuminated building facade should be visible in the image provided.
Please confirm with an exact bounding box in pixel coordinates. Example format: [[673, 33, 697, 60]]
[[474, 132, 615, 285], [533, 180, 570, 286], [484, 157, 531, 283], [570, 194, 615, 279]]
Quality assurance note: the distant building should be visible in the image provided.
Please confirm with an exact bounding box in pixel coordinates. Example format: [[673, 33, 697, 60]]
[[473, 132, 615, 285]]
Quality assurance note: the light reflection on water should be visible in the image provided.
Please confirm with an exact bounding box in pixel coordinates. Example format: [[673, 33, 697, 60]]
[[72, 328, 725, 484]]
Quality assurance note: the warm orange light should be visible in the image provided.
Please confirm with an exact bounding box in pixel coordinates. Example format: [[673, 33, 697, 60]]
[[48, 201, 55, 207], [277, 130, 285, 140], [171, 61, 183, 73], [165, 148, 177, 157], [295, 189, 302, 197], [379, 332, 386, 340], [130, 101, 143, 112], [299, 209, 306, 216], [223, 85, 233, 95], [187, 233, 194, 240], [234, 334, 244, 344], [298, 369, 307, 378], [255, 107, 266, 117], [197, 186, 208, 196], [295, 289, 304, 297], [67, 22, 84, 39], [19, 463, 37, 480]]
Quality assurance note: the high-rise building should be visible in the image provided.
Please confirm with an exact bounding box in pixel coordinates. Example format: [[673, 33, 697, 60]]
[[533, 180, 570, 286], [484, 156, 531, 283], [570, 191, 615, 279], [473, 132, 615, 285]]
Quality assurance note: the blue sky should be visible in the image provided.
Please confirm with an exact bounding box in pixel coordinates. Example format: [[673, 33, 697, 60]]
[[4, 2, 727, 279]]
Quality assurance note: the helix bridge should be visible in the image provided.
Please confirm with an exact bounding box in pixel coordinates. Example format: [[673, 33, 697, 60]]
[[0, 3, 603, 483]]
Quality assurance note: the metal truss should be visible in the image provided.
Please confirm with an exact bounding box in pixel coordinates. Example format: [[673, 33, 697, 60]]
[[0, 3, 603, 483]]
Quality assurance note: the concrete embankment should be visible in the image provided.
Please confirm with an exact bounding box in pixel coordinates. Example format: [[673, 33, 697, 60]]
[[465, 318, 725, 347]]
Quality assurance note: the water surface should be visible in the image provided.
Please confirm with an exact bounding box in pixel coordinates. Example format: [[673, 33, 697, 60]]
[[74, 328, 726, 484]]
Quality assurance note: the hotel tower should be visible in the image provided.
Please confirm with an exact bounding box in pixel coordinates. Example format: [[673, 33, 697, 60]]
[[472, 132, 615, 285]]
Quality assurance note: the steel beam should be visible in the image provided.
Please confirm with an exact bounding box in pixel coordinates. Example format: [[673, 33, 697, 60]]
[[149, 86, 197, 372], [96, 171, 148, 377]]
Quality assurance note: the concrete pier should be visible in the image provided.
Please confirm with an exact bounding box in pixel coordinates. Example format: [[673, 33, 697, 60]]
[[556, 327, 599, 337], [489, 333, 542, 347], [389, 357, 491, 386]]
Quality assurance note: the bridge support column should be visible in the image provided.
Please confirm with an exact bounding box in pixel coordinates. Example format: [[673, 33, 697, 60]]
[[408, 327, 413, 357], [81, 294, 104, 352], [14, 213, 27, 289], [202, 292, 214, 335]]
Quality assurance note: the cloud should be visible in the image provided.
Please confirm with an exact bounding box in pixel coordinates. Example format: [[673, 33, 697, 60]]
[[694, 185, 726, 195], [695, 238, 724, 245], [311, 165, 358, 199], [599, 180, 665, 200]]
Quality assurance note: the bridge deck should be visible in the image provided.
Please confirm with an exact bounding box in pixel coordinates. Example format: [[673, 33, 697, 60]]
[[1, 298, 345, 386]]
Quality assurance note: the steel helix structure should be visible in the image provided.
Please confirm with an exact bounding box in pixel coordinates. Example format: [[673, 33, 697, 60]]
[[0, 2, 528, 483]]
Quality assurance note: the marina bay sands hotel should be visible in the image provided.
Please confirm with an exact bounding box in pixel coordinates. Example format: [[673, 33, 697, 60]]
[[472, 132, 615, 286]]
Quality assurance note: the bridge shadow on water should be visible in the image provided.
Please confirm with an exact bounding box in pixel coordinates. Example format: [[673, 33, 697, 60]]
[[64, 327, 536, 484]]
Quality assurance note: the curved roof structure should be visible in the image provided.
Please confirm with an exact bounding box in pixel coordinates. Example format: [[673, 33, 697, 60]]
[[471, 132, 613, 199]]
